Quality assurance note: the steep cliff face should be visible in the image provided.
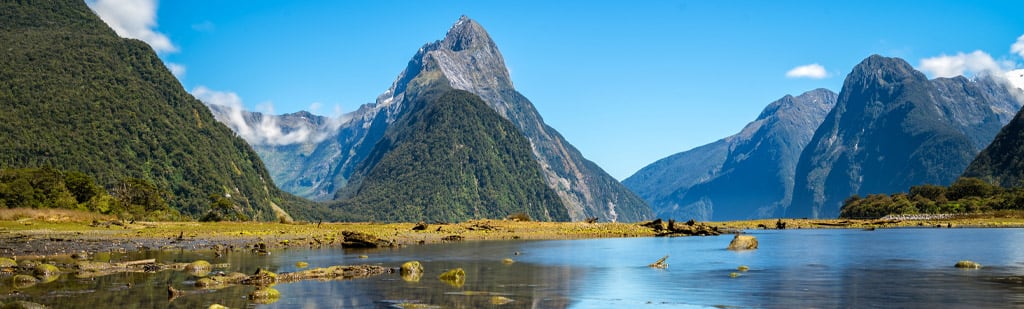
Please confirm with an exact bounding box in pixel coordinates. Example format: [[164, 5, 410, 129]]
[[624, 89, 836, 220], [962, 73, 1024, 187], [787, 55, 1022, 218], [379, 16, 651, 222], [212, 16, 651, 222]]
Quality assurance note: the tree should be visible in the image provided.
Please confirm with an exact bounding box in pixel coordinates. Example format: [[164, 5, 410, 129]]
[[909, 184, 946, 202], [64, 171, 102, 204], [946, 178, 998, 201]]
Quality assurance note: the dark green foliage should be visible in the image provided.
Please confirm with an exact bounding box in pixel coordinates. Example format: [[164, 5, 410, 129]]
[[839, 177, 1011, 218], [201, 194, 250, 222], [963, 106, 1024, 188], [0, 0, 323, 221], [946, 177, 997, 201], [333, 85, 569, 223], [0, 167, 179, 219], [0, 167, 78, 210]]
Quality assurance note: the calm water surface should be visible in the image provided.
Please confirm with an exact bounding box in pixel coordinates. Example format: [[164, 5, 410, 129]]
[[5, 228, 1024, 308]]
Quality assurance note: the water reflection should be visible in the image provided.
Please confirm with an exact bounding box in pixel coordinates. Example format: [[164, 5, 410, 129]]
[[0, 229, 1023, 308]]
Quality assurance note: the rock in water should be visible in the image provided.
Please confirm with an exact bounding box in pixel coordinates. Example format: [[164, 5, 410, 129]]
[[955, 260, 982, 269], [727, 235, 758, 250], [400, 261, 424, 282], [438, 268, 466, 287]]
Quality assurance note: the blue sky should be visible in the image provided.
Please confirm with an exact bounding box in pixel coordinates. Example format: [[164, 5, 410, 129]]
[[88, 0, 1024, 180]]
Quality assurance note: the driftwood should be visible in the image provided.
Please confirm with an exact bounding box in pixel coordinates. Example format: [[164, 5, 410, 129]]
[[648, 255, 669, 269]]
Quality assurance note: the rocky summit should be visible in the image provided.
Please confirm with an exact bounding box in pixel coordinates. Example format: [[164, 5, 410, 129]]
[[208, 16, 651, 222]]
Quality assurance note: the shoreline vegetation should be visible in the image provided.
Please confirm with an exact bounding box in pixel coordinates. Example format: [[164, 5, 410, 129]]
[[1, 208, 1023, 260]]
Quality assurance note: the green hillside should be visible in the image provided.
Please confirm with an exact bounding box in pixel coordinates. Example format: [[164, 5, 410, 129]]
[[0, 0, 320, 220], [333, 81, 569, 223]]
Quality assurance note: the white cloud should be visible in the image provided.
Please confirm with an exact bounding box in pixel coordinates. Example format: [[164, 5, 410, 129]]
[[918, 50, 1003, 78], [87, 0, 177, 53], [166, 62, 185, 79], [1013, 34, 1024, 58], [191, 86, 349, 146], [785, 64, 828, 79]]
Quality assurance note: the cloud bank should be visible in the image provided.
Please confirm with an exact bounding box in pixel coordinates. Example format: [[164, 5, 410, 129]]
[[192, 86, 349, 146], [918, 50, 1004, 78], [785, 64, 828, 79], [87, 0, 176, 53], [1013, 34, 1024, 58], [916, 33, 1024, 103]]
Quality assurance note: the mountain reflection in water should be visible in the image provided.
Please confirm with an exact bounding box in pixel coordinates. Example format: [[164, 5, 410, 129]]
[[3, 229, 1024, 308]]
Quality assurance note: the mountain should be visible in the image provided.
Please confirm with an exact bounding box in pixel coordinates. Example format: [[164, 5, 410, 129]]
[[332, 81, 569, 222], [787, 55, 1022, 218], [0, 0, 317, 220], [624, 89, 837, 220], [962, 73, 1024, 187], [219, 16, 652, 222]]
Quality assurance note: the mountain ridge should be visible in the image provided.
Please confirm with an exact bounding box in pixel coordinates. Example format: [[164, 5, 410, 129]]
[[212, 16, 652, 222], [787, 55, 1022, 218], [624, 89, 836, 220]]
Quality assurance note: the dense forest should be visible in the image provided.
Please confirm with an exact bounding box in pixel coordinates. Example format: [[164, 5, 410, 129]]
[[333, 81, 570, 223], [838, 177, 1024, 219], [0, 0, 325, 221]]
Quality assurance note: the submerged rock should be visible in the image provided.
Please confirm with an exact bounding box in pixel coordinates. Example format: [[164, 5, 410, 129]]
[[32, 264, 60, 278], [727, 235, 758, 250], [11, 274, 37, 289], [401, 261, 424, 282], [185, 260, 212, 277], [737, 265, 750, 272], [955, 260, 982, 269], [249, 287, 281, 304], [295, 261, 309, 268], [439, 268, 466, 287], [0, 258, 16, 269]]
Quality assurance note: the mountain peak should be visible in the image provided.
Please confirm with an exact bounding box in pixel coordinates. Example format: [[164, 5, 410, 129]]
[[846, 55, 927, 88], [440, 15, 495, 52]]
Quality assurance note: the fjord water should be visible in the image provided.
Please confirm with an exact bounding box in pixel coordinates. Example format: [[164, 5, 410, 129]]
[[12, 229, 1024, 308]]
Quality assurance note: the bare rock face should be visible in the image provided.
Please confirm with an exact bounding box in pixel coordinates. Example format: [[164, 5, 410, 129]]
[[413, 17, 652, 222]]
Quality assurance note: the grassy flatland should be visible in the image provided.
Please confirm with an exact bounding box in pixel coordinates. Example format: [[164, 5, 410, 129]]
[[2, 208, 1024, 259]]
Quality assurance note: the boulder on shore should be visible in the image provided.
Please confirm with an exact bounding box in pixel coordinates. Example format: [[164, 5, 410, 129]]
[[341, 231, 393, 248], [727, 235, 758, 250]]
